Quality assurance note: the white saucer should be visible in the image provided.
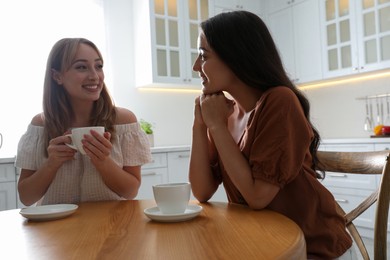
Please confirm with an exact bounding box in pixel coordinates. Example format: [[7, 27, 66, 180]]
[[144, 204, 203, 222], [20, 204, 78, 221]]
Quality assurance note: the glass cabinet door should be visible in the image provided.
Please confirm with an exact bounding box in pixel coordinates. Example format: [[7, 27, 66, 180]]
[[153, 0, 181, 80], [186, 0, 209, 81], [323, 0, 357, 74], [357, 0, 390, 68], [151, 0, 209, 84]]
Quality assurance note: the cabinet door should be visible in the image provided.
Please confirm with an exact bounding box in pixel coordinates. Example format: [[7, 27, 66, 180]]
[[183, 0, 210, 84], [167, 151, 190, 183], [321, 0, 359, 77], [292, 0, 323, 83], [134, 0, 210, 87], [327, 186, 376, 229], [0, 163, 17, 210], [267, 0, 323, 83], [267, 7, 296, 80], [374, 142, 390, 151], [151, 0, 185, 84], [356, 0, 390, 72], [167, 151, 197, 199], [214, 0, 237, 9], [137, 168, 168, 199], [267, 0, 305, 14], [213, 0, 263, 16], [0, 182, 16, 211]]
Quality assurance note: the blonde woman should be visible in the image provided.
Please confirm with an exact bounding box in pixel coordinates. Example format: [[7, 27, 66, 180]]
[[16, 38, 151, 206]]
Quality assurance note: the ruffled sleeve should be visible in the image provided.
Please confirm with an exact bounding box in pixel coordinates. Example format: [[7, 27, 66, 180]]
[[241, 87, 314, 188], [15, 124, 46, 171], [113, 123, 152, 166]]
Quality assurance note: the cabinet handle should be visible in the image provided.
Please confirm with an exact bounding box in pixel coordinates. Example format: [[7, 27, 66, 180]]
[[142, 172, 157, 176], [328, 173, 348, 178], [335, 199, 349, 203], [178, 154, 190, 158]]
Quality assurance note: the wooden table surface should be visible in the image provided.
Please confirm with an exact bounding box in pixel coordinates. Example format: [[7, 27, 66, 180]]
[[0, 200, 306, 259]]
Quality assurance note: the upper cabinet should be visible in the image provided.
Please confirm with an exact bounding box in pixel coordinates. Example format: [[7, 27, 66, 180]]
[[133, 0, 211, 87], [321, 0, 390, 78], [266, 0, 323, 83], [212, 0, 264, 16]]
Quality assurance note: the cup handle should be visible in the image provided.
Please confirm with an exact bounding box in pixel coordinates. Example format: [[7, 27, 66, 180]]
[[65, 134, 77, 150], [0, 133, 2, 149]]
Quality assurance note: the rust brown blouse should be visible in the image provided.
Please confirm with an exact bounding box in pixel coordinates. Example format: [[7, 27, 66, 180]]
[[214, 87, 352, 259]]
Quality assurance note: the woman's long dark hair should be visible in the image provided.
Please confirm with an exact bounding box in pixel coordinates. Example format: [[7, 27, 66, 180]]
[[201, 11, 323, 178]]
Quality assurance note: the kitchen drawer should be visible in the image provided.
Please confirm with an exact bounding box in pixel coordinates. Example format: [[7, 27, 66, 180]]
[[374, 143, 390, 151], [325, 186, 375, 229], [137, 168, 168, 200], [0, 163, 16, 183], [319, 143, 375, 152], [320, 172, 377, 190], [142, 153, 167, 169], [0, 182, 17, 211]]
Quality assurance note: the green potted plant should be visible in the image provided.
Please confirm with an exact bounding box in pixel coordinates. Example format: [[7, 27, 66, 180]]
[[140, 119, 154, 147]]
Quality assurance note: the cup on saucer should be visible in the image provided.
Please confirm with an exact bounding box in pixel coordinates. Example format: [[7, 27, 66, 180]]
[[152, 182, 191, 214]]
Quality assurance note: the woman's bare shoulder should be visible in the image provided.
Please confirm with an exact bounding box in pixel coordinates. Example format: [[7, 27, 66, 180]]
[[115, 107, 137, 124], [30, 113, 44, 126]]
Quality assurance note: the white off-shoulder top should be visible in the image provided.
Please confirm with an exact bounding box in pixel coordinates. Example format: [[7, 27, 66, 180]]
[[15, 123, 152, 205]]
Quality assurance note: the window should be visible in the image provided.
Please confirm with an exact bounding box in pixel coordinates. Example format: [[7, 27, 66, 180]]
[[0, 0, 107, 157]]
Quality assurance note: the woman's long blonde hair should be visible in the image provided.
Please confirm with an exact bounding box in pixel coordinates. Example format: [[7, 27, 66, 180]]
[[42, 38, 116, 155]]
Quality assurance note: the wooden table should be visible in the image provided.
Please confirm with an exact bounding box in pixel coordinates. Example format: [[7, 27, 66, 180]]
[[0, 200, 306, 259]]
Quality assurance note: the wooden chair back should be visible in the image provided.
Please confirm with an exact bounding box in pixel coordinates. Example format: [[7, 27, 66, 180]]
[[316, 150, 390, 260]]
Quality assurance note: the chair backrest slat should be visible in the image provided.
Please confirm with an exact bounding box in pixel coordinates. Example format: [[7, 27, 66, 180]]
[[316, 150, 390, 260]]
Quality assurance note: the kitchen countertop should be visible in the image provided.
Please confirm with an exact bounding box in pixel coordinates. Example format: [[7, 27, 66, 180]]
[[0, 146, 191, 163], [150, 145, 190, 153], [0, 156, 16, 164], [322, 137, 390, 144]]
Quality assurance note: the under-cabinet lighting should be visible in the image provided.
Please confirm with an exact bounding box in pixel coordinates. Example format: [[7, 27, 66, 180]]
[[299, 70, 390, 90], [138, 87, 201, 94], [138, 70, 390, 93]]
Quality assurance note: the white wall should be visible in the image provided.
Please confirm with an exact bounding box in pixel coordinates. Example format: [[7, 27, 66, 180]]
[[304, 76, 390, 139]]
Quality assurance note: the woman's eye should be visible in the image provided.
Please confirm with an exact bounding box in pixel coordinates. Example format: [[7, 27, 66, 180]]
[[75, 65, 87, 70], [96, 64, 103, 70], [73, 63, 88, 70]]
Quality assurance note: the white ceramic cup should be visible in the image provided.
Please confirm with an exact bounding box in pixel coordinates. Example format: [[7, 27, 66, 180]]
[[152, 182, 191, 214], [65, 126, 104, 154]]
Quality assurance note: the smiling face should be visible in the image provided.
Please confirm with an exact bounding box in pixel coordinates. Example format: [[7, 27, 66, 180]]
[[192, 31, 239, 94], [53, 43, 104, 103]]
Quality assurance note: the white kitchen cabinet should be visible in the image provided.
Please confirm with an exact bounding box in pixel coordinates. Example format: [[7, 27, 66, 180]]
[[167, 150, 191, 183], [133, 0, 211, 87], [320, 0, 390, 78], [267, 0, 306, 14], [319, 139, 390, 239], [374, 142, 390, 151], [167, 150, 228, 201], [0, 162, 16, 211], [212, 0, 263, 16], [266, 0, 323, 83], [136, 152, 168, 200]]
